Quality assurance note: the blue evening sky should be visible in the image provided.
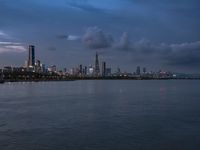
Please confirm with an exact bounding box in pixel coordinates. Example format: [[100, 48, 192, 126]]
[[0, 0, 200, 72]]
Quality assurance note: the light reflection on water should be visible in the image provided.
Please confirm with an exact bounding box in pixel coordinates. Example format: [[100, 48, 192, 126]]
[[0, 80, 200, 150]]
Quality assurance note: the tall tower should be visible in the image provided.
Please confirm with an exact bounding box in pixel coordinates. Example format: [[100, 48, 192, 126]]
[[79, 64, 83, 75], [102, 61, 106, 77], [28, 45, 35, 67], [94, 52, 100, 76]]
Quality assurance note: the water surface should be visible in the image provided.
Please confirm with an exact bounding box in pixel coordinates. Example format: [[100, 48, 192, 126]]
[[0, 80, 200, 150]]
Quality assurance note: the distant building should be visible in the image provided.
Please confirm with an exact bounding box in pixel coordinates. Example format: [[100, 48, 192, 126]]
[[88, 65, 94, 76], [3, 66, 12, 72], [35, 60, 41, 67], [70, 68, 75, 75], [79, 64, 83, 75], [143, 67, 147, 74], [102, 61, 106, 77], [28, 45, 35, 67], [136, 66, 141, 75], [82, 66, 87, 76], [69, 67, 79, 76], [48, 65, 56, 73], [24, 60, 28, 68], [106, 68, 112, 76], [35, 60, 41, 72], [40, 64, 46, 73], [63, 68, 67, 73], [117, 67, 121, 74], [13, 67, 25, 72], [94, 52, 100, 76]]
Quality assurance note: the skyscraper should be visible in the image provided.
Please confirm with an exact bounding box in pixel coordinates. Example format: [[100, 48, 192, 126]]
[[35, 60, 41, 72], [94, 52, 100, 76], [84, 66, 87, 76], [136, 66, 141, 75], [143, 67, 147, 74], [79, 64, 83, 76], [102, 61, 106, 77], [28, 45, 35, 67]]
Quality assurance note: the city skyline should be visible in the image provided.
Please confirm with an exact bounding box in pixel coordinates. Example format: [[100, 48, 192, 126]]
[[0, 44, 175, 76], [0, 44, 198, 75], [1, 44, 183, 82], [0, 0, 200, 73]]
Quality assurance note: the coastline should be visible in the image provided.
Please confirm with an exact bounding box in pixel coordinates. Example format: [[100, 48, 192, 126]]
[[1, 77, 200, 83]]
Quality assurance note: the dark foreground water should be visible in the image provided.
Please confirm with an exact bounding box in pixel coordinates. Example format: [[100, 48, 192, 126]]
[[0, 80, 200, 150]]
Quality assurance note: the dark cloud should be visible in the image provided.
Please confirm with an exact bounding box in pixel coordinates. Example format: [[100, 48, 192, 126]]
[[125, 40, 200, 67], [165, 41, 200, 66], [133, 39, 162, 54], [80, 26, 200, 68], [82, 27, 113, 49], [115, 32, 131, 51]]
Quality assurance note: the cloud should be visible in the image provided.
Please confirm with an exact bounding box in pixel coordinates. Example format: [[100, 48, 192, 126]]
[[57, 34, 80, 41], [67, 35, 80, 41], [124, 39, 200, 67], [0, 30, 10, 39], [0, 30, 26, 53], [66, 1, 104, 13], [58, 27, 200, 68], [57, 27, 200, 68], [0, 31, 6, 36], [0, 42, 21, 45], [115, 32, 131, 50], [82, 26, 113, 49], [0, 41, 26, 53], [133, 39, 161, 54], [165, 41, 200, 66]]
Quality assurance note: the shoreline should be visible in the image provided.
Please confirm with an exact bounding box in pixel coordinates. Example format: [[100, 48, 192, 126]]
[[1, 77, 200, 83]]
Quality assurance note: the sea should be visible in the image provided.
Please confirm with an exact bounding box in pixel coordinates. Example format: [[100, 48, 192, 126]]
[[0, 80, 200, 150]]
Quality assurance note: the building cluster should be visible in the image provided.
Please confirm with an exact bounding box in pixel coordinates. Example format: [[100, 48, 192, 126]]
[[64, 52, 112, 77], [23, 45, 46, 73], [0, 45, 176, 79], [22, 46, 113, 77]]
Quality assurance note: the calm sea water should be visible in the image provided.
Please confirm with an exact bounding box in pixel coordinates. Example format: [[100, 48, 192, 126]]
[[0, 80, 200, 150]]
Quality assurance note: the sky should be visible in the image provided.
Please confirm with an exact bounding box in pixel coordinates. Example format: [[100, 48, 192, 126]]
[[0, 0, 200, 73]]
